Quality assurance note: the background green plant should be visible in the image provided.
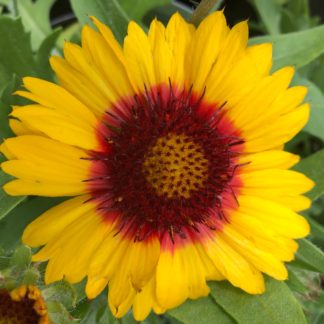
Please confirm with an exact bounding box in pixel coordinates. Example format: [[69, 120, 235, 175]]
[[0, 0, 324, 323]]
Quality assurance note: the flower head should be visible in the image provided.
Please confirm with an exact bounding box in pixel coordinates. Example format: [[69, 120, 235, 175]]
[[0, 11, 314, 320], [0, 285, 49, 324]]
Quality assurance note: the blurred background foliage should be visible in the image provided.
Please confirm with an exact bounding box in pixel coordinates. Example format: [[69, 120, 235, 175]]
[[0, 0, 324, 323]]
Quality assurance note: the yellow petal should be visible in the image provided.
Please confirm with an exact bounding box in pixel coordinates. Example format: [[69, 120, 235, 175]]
[[203, 233, 265, 294], [156, 240, 209, 309], [236, 195, 310, 239], [204, 20, 248, 102], [239, 168, 314, 197], [244, 104, 310, 152], [229, 67, 295, 133], [229, 210, 298, 261], [22, 195, 93, 247], [86, 277, 108, 299], [108, 274, 136, 318], [220, 226, 288, 280], [11, 105, 99, 150], [9, 119, 37, 136], [17, 77, 97, 124], [81, 24, 135, 99], [239, 151, 300, 172], [50, 56, 109, 116], [1, 136, 90, 196], [271, 194, 312, 211], [63, 42, 119, 106], [148, 19, 173, 85], [165, 13, 194, 86], [124, 21, 156, 90], [188, 11, 229, 94], [3, 179, 85, 196]]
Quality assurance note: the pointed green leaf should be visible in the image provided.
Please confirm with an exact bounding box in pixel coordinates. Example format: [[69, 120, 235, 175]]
[[251, 0, 281, 35], [43, 281, 78, 309], [17, 0, 55, 50], [286, 268, 307, 294], [0, 16, 36, 94], [147, 2, 193, 24], [56, 22, 81, 49], [280, 0, 316, 33], [0, 171, 25, 221], [70, 0, 130, 44], [47, 300, 73, 324], [36, 28, 62, 80], [78, 295, 113, 324], [307, 216, 324, 241], [295, 239, 324, 273], [168, 295, 235, 324], [249, 24, 324, 70], [0, 196, 65, 249], [293, 149, 324, 201], [10, 244, 31, 269], [292, 74, 324, 141], [210, 278, 306, 324], [119, 0, 171, 22], [22, 267, 40, 285], [0, 97, 13, 139], [0, 75, 29, 140]]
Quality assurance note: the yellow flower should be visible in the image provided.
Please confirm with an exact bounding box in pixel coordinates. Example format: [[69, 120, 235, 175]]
[[0, 11, 314, 320], [0, 285, 50, 323]]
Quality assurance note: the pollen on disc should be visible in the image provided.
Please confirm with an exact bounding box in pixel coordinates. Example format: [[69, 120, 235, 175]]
[[143, 133, 208, 198]]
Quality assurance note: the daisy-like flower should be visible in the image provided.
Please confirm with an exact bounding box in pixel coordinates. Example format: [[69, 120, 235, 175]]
[[0, 11, 314, 320], [0, 285, 49, 323]]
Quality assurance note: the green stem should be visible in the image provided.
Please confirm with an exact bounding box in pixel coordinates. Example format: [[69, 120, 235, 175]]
[[11, 0, 19, 17], [189, 0, 221, 26]]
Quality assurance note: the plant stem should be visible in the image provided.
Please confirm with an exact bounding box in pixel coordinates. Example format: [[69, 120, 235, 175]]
[[189, 0, 221, 26]]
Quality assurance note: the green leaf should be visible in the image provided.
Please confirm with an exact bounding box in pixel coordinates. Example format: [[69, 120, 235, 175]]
[[0, 0, 10, 5], [168, 295, 235, 324], [0, 16, 36, 94], [292, 74, 324, 141], [280, 0, 317, 33], [308, 55, 324, 93], [10, 244, 31, 269], [307, 217, 324, 241], [286, 268, 307, 294], [0, 197, 65, 250], [0, 94, 14, 139], [56, 22, 81, 49], [22, 267, 40, 285], [313, 313, 324, 324], [119, 0, 171, 22], [0, 74, 30, 140], [36, 28, 62, 80], [1, 74, 28, 107], [0, 171, 25, 221], [47, 300, 73, 324], [249, 24, 324, 70], [43, 281, 78, 309], [146, 1, 193, 24], [210, 278, 306, 324], [295, 239, 324, 273], [293, 149, 324, 201], [16, 0, 55, 50], [70, 0, 130, 44], [78, 295, 114, 324], [251, 0, 281, 35]]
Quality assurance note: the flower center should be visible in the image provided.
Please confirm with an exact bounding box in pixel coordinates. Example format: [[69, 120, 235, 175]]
[[143, 133, 208, 198], [89, 84, 243, 242], [0, 286, 47, 324]]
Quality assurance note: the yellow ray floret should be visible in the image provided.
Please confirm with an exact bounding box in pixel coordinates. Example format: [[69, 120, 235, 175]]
[[0, 10, 315, 322]]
